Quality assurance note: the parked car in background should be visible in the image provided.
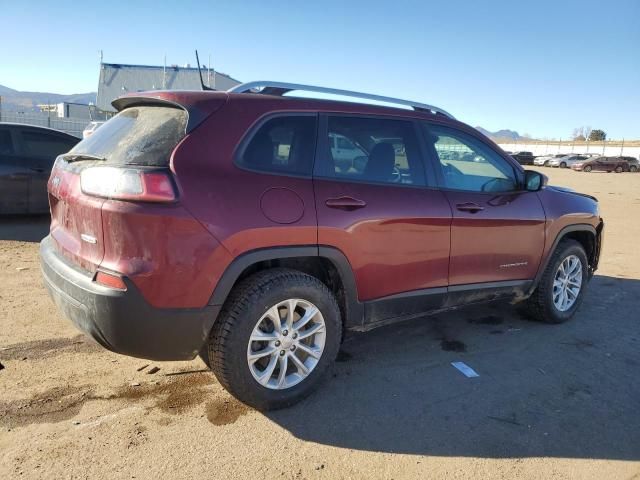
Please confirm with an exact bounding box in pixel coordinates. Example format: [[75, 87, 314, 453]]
[[0, 123, 79, 214], [572, 156, 639, 173], [534, 154, 566, 167], [548, 154, 589, 168], [510, 151, 535, 165], [82, 121, 105, 139], [40, 82, 603, 410]]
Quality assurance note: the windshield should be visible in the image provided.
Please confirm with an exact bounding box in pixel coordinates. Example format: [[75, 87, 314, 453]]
[[70, 106, 187, 166]]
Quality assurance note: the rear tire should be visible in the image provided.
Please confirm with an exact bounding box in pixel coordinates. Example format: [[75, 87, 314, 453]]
[[630, 166, 638, 172], [560, 162, 567, 168], [207, 268, 342, 410], [615, 166, 623, 173], [519, 240, 588, 324]]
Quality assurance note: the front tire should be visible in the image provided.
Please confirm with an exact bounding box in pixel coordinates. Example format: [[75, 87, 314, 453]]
[[584, 165, 592, 172], [615, 166, 623, 173], [630, 165, 638, 172], [520, 240, 589, 324], [207, 269, 342, 410], [560, 162, 567, 168]]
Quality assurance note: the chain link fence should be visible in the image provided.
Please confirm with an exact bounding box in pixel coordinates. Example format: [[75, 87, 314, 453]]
[[0, 110, 89, 138]]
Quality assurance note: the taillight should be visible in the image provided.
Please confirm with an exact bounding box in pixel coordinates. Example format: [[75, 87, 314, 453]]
[[80, 166, 176, 202]]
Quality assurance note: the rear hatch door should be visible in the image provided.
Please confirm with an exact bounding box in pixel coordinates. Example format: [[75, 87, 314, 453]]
[[48, 104, 190, 272]]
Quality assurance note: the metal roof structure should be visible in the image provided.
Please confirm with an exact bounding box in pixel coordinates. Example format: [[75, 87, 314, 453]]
[[96, 62, 241, 111]]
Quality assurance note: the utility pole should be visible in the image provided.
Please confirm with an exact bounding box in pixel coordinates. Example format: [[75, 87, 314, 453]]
[[620, 138, 624, 156], [163, 55, 167, 89]]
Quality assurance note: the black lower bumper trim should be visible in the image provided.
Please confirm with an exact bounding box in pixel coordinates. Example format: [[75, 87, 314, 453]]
[[40, 236, 219, 361]]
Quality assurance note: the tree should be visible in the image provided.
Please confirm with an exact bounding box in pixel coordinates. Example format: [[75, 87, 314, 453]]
[[572, 127, 583, 140], [589, 129, 606, 141], [572, 126, 591, 141]]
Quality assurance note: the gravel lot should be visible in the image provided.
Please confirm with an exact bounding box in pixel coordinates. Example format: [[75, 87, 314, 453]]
[[1, 167, 639, 479]]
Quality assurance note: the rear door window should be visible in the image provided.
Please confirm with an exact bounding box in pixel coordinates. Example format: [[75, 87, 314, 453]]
[[237, 115, 317, 176], [69, 106, 187, 166], [318, 116, 426, 186], [0, 129, 14, 156], [21, 130, 76, 159]]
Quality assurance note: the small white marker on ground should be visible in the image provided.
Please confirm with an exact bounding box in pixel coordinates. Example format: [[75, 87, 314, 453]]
[[451, 361, 480, 378]]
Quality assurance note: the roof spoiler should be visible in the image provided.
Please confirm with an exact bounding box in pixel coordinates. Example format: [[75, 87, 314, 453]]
[[111, 94, 227, 133]]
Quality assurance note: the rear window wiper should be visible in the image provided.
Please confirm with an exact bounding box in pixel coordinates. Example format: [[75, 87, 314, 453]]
[[61, 153, 107, 162]]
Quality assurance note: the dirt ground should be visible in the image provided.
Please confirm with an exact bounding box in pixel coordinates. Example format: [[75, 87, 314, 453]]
[[1, 167, 639, 480]]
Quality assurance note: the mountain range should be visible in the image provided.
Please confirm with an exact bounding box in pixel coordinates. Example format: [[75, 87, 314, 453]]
[[474, 127, 523, 141], [0, 84, 96, 112]]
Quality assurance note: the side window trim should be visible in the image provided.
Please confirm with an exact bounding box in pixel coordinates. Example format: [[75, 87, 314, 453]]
[[420, 121, 524, 192], [233, 111, 319, 178], [313, 113, 431, 188]]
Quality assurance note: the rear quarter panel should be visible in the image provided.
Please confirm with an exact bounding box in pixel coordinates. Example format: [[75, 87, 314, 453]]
[[171, 98, 319, 258]]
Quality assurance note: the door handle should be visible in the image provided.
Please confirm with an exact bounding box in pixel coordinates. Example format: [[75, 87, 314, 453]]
[[325, 196, 367, 210], [456, 202, 484, 213]]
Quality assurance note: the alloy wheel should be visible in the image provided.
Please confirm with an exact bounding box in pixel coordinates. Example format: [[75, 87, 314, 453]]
[[247, 299, 326, 390], [553, 255, 583, 312]]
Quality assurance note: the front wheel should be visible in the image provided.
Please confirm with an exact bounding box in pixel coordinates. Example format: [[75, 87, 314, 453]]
[[615, 166, 623, 173], [207, 269, 342, 410], [519, 239, 588, 324], [583, 165, 592, 172], [630, 166, 638, 172], [560, 162, 567, 168]]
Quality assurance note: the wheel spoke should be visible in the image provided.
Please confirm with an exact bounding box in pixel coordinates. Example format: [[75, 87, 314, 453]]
[[562, 291, 568, 309], [297, 322, 325, 340], [293, 306, 318, 332], [250, 330, 278, 342], [257, 354, 279, 386], [286, 299, 297, 330], [296, 343, 321, 359], [266, 305, 282, 333], [248, 346, 276, 363], [276, 355, 289, 388], [289, 352, 309, 376]]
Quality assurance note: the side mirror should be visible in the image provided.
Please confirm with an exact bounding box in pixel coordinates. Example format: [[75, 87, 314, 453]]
[[524, 170, 547, 191]]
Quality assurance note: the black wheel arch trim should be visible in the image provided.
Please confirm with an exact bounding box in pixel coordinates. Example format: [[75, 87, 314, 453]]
[[528, 223, 601, 296], [207, 245, 364, 329]]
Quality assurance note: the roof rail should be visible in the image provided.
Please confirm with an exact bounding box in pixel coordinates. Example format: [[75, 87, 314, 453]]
[[227, 81, 455, 119]]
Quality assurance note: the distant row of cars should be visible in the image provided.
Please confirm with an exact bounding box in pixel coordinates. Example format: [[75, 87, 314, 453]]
[[506, 151, 639, 173]]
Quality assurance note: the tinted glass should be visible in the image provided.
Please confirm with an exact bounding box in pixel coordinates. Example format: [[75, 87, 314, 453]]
[[70, 106, 187, 166], [239, 116, 317, 176], [322, 116, 425, 186], [0, 129, 13, 155], [21, 131, 75, 158], [425, 124, 518, 192]]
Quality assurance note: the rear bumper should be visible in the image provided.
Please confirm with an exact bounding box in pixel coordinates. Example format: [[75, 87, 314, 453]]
[[40, 235, 219, 361]]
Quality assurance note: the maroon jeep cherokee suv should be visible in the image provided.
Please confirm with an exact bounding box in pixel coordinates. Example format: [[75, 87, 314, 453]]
[[41, 82, 603, 409]]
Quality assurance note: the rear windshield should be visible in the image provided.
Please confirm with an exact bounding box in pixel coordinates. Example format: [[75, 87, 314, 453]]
[[69, 106, 187, 166]]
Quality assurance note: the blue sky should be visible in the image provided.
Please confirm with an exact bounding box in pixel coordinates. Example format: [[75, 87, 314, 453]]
[[1, 0, 638, 139]]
